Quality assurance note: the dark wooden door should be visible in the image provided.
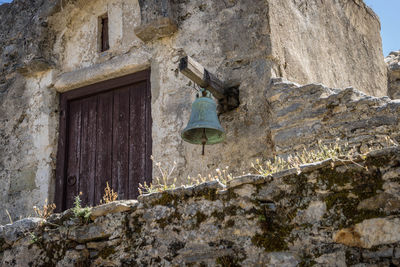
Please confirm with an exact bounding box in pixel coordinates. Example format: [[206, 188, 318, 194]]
[[55, 70, 152, 211]]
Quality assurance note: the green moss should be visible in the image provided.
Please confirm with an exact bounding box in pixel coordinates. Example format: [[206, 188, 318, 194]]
[[194, 187, 219, 201], [322, 168, 385, 227], [0, 238, 5, 252], [325, 191, 349, 210], [168, 241, 185, 257], [99, 247, 116, 259], [250, 206, 293, 251], [226, 189, 239, 200], [318, 168, 353, 189], [34, 238, 66, 265], [151, 192, 179, 206], [195, 211, 207, 227], [130, 215, 143, 234], [211, 210, 225, 221], [216, 255, 241, 267], [251, 233, 283, 252], [156, 218, 168, 229], [345, 249, 361, 265], [156, 210, 181, 229], [225, 219, 235, 228], [324, 192, 385, 228], [224, 206, 238, 216], [298, 254, 316, 267], [365, 154, 392, 168]]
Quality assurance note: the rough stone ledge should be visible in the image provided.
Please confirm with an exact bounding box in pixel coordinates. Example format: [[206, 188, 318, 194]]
[[1, 146, 398, 235], [225, 148, 393, 189], [1, 217, 44, 245], [137, 180, 226, 204], [90, 200, 139, 220]]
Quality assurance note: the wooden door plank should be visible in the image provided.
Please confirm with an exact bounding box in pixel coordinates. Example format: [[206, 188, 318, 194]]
[[55, 95, 68, 212], [112, 87, 130, 200], [88, 97, 98, 206], [145, 76, 153, 186], [78, 97, 97, 207], [65, 100, 82, 209], [95, 91, 113, 205], [128, 81, 147, 199]]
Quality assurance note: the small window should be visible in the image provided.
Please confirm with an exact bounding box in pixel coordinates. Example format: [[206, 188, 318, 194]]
[[99, 14, 109, 52]]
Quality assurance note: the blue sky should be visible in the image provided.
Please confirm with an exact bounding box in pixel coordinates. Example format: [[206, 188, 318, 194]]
[[364, 0, 400, 56], [0, 0, 398, 56]]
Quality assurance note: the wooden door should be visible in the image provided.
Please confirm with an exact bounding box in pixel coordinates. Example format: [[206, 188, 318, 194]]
[[55, 70, 152, 211]]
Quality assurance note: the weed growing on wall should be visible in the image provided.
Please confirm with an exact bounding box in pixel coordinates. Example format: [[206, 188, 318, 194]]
[[139, 161, 233, 195], [252, 141, 350, 176], [252, 138, 398, 176], [72, 193, 91, 223], [100, 182, 118, 204], [5, 209, 13, 224], [139, 156, 178, 194], [33, 199, 56, 219], [139, 138, 399, 195]]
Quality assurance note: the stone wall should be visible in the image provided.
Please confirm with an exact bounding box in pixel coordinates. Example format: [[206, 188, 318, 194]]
[[1, 147, 400, 266], [0, 0, 60, 225], [268, 0, 387, 96], [267, 78, 400, 157], [386, 51, 400, 99], [0, 0, 390, 224]]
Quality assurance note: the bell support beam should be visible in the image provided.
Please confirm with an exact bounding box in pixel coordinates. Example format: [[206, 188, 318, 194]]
[[179, 56, 239, 112]]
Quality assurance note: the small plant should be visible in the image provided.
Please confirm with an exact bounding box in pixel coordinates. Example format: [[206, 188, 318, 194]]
[[139, 156, 178, 194], [100, 182, 118, 204], [33, 199, 56, 219], [72, 193, 91, 223], [29, 232, 38, 244], [5, 209, 13, 224], [383, 136, 399, 147], [138, 156, 233, 195], [252, 140, 358, 176], [187, 166, 234, 186]]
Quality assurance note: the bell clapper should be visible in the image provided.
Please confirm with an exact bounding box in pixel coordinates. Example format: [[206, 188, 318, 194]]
[[201, 128, 208, 156]]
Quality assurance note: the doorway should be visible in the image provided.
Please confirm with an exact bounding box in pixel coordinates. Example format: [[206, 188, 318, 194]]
[[55, 70, 152, 211]]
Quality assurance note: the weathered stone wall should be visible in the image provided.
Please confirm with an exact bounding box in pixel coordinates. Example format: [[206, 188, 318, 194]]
[[269, 0, 387, 96], [0, 0, 390, 225], [267, 78, 400, 157], [1, 147, 400, 266], [386, 51, 400, 99], [0, 0, 61, 225]]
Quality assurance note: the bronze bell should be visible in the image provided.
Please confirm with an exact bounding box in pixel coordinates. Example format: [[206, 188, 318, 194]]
[[181, 90, 226, 155]]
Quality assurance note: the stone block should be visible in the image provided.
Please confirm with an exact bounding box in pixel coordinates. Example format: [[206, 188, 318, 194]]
[[90, 200, 138, 220], [334, 217, 400, 248], [134, 17, 178, 43], [295, 201, 327, 224], [67, 224, 112, 243], [1, 217, 44, 245]]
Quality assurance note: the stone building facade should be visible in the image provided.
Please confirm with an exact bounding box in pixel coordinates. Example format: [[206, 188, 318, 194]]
[[0, 0, 391, 224]]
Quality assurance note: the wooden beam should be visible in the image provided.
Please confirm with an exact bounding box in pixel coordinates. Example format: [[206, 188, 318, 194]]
[[179, 56, 226, 100]]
